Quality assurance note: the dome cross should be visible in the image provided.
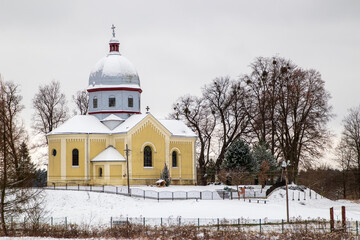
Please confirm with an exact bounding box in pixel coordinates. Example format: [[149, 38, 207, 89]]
[[111, 24, 116, 37]]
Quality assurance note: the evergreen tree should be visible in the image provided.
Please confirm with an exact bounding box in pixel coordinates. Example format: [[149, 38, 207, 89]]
[[161, 163, 170, 186], [222, 139, 258, 173], [252, 142, 279, 172]]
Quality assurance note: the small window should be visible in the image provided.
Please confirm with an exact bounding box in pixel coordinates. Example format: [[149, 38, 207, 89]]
[[52, 149, 57, 156], [128, 96, 133, 108], [172, 151, 177, 167], [99, 167, 103, 177], [109, 96, 116, 107], [72, 149, 79, 166], [93, 97, 98, 108], [144, 146, 152, 167]]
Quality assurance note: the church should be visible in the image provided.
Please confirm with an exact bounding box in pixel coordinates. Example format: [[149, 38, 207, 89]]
[[47, 27, 197, 186]]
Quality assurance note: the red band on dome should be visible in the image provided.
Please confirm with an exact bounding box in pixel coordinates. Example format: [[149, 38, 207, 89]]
[[89, 111, 141, 115], [87, 87, 142, 93]]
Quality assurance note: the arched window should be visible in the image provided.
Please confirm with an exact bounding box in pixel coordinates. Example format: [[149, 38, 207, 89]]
[[109, 96, 116, 107], [144, 146, 152, 167], [172, 151, 177, 167], [128, 96, 133, 108], [99, 167, 103, 177], [72, 149, 79, 166], [93, 96, 98, 108]]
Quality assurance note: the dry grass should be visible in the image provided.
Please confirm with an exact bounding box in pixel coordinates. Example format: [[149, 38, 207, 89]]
[[1, 222, 357, 239]]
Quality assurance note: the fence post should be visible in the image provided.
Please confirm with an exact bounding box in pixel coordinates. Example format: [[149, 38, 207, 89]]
[[161, 217, 162, 226], [238, 218, 240, 231], [217, 218, 219, 231], [200, 192, 202, 200], [223, 191, 225, 200], [298, 192, 300, 201], [53, 182, 55, 189], [157, 192, 159, 202], [126, 217, 129, 224], [103, 185, 105, 192], [90, 185, 92, 191], [305, 220, 307, 233], [282, 219, 284, 233], [179, 217, 181, 226], [342, 206, 346, 231], [356, 220, 358, 235], [143, 217, 145, 226], [304, 192, 306, 201], [330, 207, 334, 232], [78, 184, 80, 191], [186, 192, 188, 200], [259, 219, 261, 233], [66, 183, 67, 190], [51, 217, 53, 226], [110, 217, 112, 229], [292, 192, 294, 201], [198, 218, 200, 230], [65, 217, 67, 230], [172, 192, 174, 201], [212, 191, 213, 200]]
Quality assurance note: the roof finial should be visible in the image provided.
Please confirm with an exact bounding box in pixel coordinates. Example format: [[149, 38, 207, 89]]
[[146, 106, 150, 113], [111, 24, 116, 38]]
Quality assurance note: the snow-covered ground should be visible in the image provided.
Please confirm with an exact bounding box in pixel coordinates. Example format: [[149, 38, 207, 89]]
[[40, 185, 360, 226]]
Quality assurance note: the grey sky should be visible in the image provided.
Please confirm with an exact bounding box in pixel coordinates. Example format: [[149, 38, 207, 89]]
[[1, 0, 360, 163]]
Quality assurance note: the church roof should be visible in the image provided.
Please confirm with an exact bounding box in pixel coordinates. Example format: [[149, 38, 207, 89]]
[[48, 113, 196, 138], [48, 115, 111, 135], [91, 146, 126, 162]]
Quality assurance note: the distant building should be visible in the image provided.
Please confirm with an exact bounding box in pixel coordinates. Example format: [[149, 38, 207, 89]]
[[47, 27, 196, 186]]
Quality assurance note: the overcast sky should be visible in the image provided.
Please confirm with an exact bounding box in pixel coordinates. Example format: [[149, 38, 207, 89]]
[[1, 0, 360, 164]]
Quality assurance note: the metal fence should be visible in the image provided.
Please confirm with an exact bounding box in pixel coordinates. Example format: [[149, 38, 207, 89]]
[[46, 183, 322, 202], [9, 216, 360, 235], [45, 183, 274, 201]]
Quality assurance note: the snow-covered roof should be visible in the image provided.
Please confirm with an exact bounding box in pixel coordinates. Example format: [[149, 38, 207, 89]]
[[101, 114, 124, 122], [159, 120, 197, 137], [112, 114, 148, 133], [47, 115, 111, 135], [48, 113, 196, 138], [91, 146, 126, 162]]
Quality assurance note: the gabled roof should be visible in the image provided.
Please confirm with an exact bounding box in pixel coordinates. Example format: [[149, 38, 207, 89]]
[[48, 113, 197, 138], [47, 115, 111, 135], [159, 120, 197, 138], [101, 114, 124, 122], [91, 146, 126, 162]]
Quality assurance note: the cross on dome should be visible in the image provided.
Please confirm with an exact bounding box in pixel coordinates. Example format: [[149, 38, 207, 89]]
[[111, 24, 116, 37]]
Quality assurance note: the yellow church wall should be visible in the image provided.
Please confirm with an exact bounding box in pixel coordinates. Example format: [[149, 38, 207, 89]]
[[115, 138, 125, 156], [110, 164, 124, 185], [130, 120, 167, 185], [66, 139, 85, 180], [170, 140, 195, 184], [48, 139, 61, 182]]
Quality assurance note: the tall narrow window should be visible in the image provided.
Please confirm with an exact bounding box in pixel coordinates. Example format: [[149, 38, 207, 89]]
[[128, 96, 133, 108], [144, 146, 152, 167], [172, 151, 177, 167], [93, 96, 98, 108], [72, 149, 79, 166], [99, 167, 103, 177], [109, 96, 116, 107]]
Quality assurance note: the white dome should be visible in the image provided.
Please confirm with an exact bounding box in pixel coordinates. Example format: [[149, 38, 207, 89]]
[[89, 53, 140, 86]]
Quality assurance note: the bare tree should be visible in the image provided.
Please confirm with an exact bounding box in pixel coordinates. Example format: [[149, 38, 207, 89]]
[[275, 67, 332, 182], [244, 57, 288, 157], [0, 77, 40, 236], [72, 89, 89, 115], [334, 139, 356, 198], [32, 81, 68, 143], [171, 95, 216, 185], [341, 106, 360, 197], [203, 77, 250, 170]]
